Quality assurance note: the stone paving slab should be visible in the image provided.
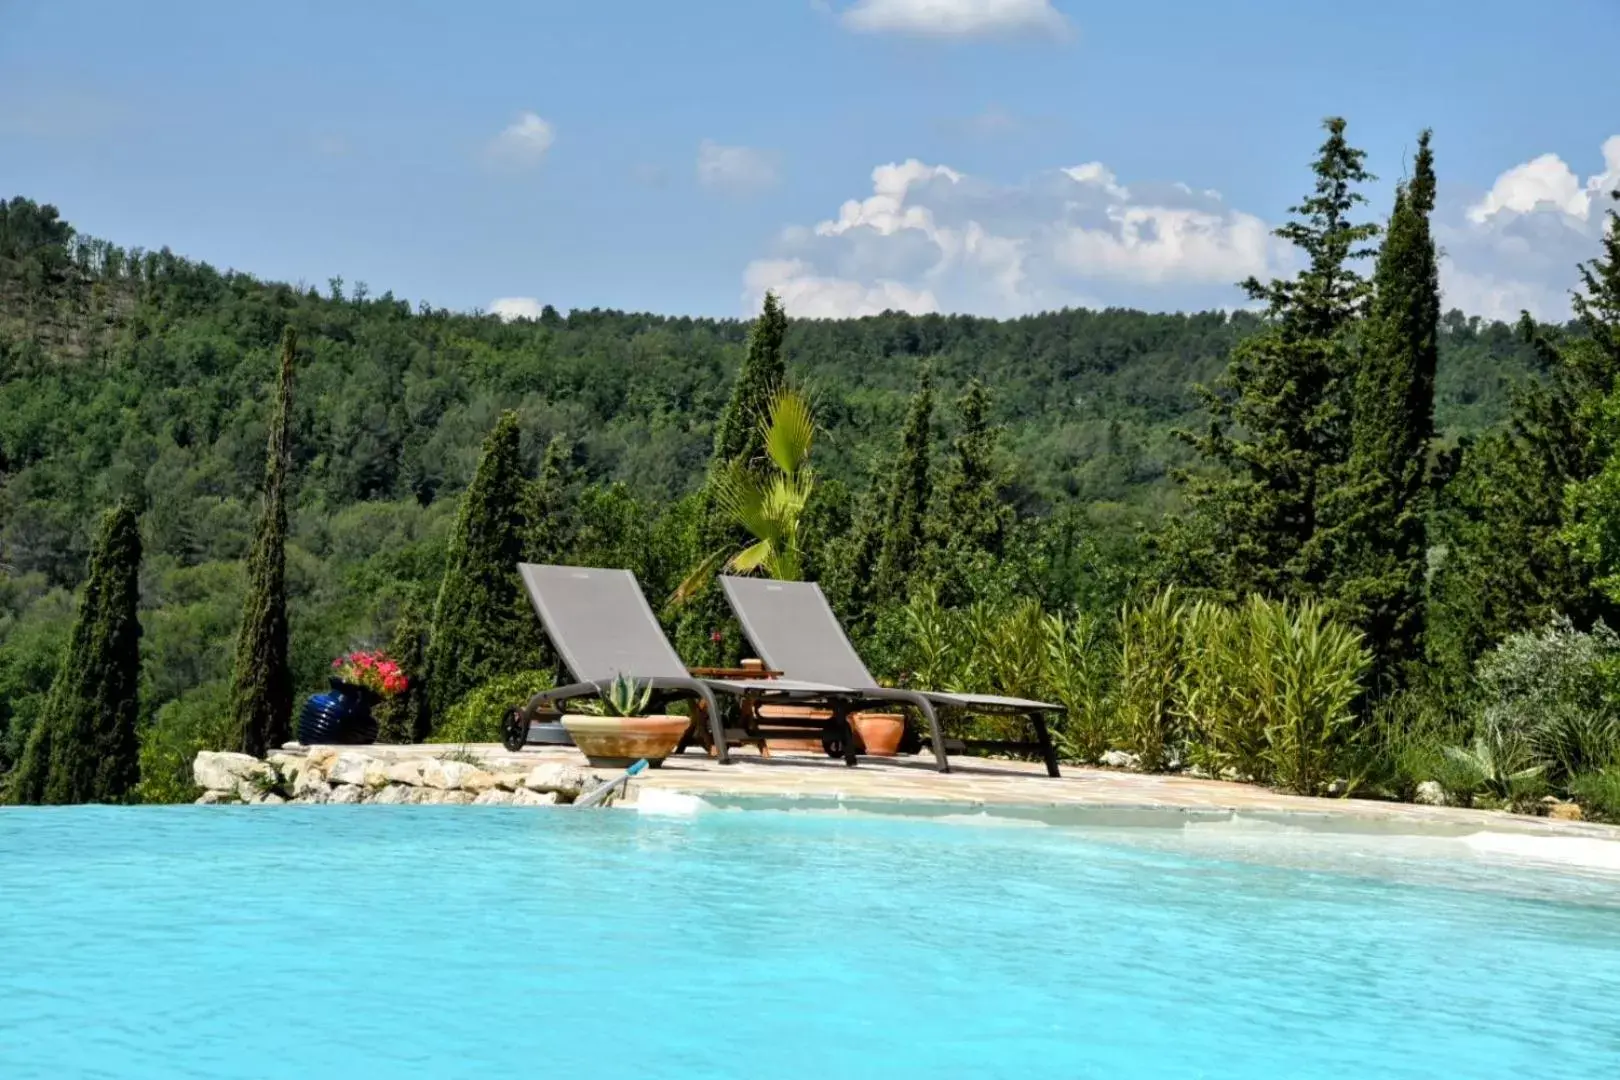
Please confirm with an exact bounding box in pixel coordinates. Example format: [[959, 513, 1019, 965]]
[[284, 742, 1620, 840]]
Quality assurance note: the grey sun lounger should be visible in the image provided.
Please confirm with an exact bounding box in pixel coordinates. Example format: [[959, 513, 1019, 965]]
[[508, 564, 874, 765], [720, 575, 1064, 776]]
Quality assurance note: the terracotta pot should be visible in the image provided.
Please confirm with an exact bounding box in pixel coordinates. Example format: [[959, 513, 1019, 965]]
[[561, 714, 690, 769], [851, 712, 905, 756], [755, 704, 831, 752]]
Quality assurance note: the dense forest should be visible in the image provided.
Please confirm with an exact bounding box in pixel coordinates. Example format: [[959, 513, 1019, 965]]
[[5, 115, 1620, 816]]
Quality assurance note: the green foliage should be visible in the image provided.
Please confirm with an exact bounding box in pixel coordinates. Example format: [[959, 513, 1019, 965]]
[[1254, 598, 1371, 795], [1569, 767, 1620, 822], [373, 598, 429, 743], [874, 368, 935, 605], [423, 411, 541, 724], [932, 379, 1012, 607], [1043, 611, 1112, 763], [7, 503, 143, 805], [1319, 131, 1439, 690], [684, 387, 818, 594], [428, 669, 555, 744], [1440, 727, 1547, 810], [134, 680, 232, 804], [680, 292, 789, 666], [600, 673, 654, 718], [1472, 617, 1620, 786], [1116, 588, 1183, 771], [231, 327, 296, 758], [1164, 118, 1378, 601]]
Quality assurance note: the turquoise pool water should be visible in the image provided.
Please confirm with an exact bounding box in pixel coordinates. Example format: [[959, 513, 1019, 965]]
[[2, 803, 1618, 1079]]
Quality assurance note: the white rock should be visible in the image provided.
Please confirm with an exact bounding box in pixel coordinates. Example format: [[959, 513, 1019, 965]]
[[1326, 779, 1349, 797], [494, 771, 527, 791], [304, 747, 341, 779], [1414, 780, 1449, 806], [193, 751, 268, 792], [1100, 750, 1140, 770], [523, 763, 589, 794], [326, 752, 372, 787], [368, 784, 416, 805], [267, 752, 305, 783], [293, 766, 331, 801], [512, 788, 560, 807], [461, 770, 501, 794], [383, 759, 426, 786], [328, 784, 364, 804], [195, 789, 228, 805], [441, 790, 476, 805], [362, 759, 392, 788], [473, 789, 515, 806], [422, 759, 482, 790], [256, 792, 286, 806]]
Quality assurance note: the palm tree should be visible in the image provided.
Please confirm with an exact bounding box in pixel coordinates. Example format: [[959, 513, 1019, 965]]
[[676, 387, 816, 600]]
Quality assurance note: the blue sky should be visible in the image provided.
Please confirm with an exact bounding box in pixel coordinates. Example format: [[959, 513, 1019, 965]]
[[2, 0, 1616, 321]]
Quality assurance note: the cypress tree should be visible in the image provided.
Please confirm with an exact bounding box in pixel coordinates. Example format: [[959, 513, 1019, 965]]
[[874, 368, 934, 603], [374, 598, 429, 744], [1319, 131, 1440, 689], [1161, 117, 1378, 601], [424, 410, 539, 722], [677, 292, 787, 664], [231, 327, 296, 757], [932, 378, 1012, 607], [8, 502, 142, 805], [526, 433, 579, 566]]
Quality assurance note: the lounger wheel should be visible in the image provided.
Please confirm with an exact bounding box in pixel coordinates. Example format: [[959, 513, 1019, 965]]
[[821, 729, 844, 758], [500, 708, 528, 753]]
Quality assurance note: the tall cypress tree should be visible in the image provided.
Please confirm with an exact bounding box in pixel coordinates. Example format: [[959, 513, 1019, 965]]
[[932, 378, 1012, 607], [7, 502, 142, 805], [374, 597, 429, 744], [1319, 131, 1440, 690], [677, 292, 787, 664], [424, 410, 539, 721], [1161, 117, 1378, 601], [231, 327, 296, 757], [874, 367, 934, 603]]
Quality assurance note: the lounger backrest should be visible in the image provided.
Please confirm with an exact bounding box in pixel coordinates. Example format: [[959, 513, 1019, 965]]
[[518, 564, 690, 683], [719, 576, 878, 690]]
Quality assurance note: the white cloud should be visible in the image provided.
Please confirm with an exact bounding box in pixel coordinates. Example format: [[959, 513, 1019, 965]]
[[840, 0, 1069, 38], [1444, 135, 1620, 320], [742, 157, 1285, 318], [489, 297, 546, 322], [486, 111, 555, 168], [745, 259, 940, 319], [697, 140, 782, 194]]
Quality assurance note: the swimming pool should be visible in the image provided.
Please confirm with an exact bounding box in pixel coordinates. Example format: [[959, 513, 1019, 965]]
[[2, 803, 1617, 1078]]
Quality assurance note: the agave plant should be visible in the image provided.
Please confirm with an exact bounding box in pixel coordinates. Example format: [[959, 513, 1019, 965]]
[[600, 673, 654, 718], [675, 387, 817, 600], [1441, 725, 1546, 807]]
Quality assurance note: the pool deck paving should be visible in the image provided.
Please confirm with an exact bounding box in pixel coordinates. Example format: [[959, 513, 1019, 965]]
[[294, 742, 1620, 841]]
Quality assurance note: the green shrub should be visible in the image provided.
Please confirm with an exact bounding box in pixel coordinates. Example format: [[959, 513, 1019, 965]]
[[1043, 611, 1113, 763], [1177, 597, 1273, 782], [1439, 724, 1547, 810], [1117, 588, 1182, 771], [1259, 598, 1370, 795], [429, 669, 555, 744], [136, 681, 234, 804], [1569, 768, 1620, 822]]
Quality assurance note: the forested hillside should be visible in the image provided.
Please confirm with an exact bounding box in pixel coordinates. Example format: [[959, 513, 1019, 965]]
[[0, 182, 1581, 803]]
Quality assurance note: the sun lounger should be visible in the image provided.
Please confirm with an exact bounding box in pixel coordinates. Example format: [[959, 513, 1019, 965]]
[[508, 564, 872, 765], [719, 575, 1063, 776]]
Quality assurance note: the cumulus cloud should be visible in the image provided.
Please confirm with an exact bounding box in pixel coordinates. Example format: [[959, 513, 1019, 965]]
[[1442, 135, 1620, 320], [488, 297, 546, 322], [741, 156, 1283, 317], [697, 140, 782, 194], [839, 0, 1069, 39], [486, 111, 555, 168]]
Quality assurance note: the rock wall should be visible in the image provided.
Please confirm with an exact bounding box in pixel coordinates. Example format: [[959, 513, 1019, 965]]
[[192, 749, 614, 806]]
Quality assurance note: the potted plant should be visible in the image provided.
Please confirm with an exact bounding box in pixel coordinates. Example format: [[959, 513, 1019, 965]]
[[298, 650, 409, 745], [561, 674, 690, 768], [849, 712, 906, 757]]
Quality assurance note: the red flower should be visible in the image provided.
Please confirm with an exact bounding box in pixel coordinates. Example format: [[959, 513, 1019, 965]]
[[710, 631, 723, 643]]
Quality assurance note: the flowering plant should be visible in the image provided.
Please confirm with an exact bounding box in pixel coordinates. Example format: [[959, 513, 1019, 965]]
[[332, 650, 408, 697]]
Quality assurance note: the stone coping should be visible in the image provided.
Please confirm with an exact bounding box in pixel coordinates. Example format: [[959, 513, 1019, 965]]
[[251, 741, 1620, 842]]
